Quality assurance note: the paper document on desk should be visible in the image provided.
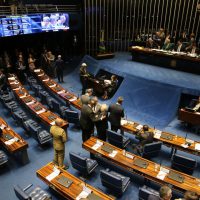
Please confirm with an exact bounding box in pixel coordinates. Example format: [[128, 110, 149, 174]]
[[195, 143, 200, 151], [20, 94, 27, 99], [157, 171, 167, 180], [92, 140, 103, 150], [76, 186, 92, 200], [0, 124, 6, 129], [38, 73, 44, 77], [69, 97, 77, 102], [121, 119, 127, 126], [50, 121, 56, 126], [49, 84, 56, 88], [154, 130, 162, 139], [136, 124, 143, 130], [46, 168, 60, 181], [125, 152, 134, 159], [57, 90, 65, 94], [109, 150, 118, 158], [13, 88, 20, 91], [181, 144, 189, 148], [5, 137, 18, 145], [36, 108, 46, 115], [34, 69, 40, 72], [42, 78, 49, 82], [8, 77, 15, 80], [26, 100, 35, 105]]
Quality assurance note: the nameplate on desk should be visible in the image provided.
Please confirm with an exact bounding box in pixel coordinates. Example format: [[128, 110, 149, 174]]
[[160, 133, 173, 141], [133, 158, 148, 169], [56, 176, 73, 188], [167, 171, 184, 183], [101, 145, 114, 154], [57, 90, 65, 94], [92, 140, 103, 150]]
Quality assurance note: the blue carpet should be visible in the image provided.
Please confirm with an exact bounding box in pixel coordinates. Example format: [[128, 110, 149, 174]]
[[1, 53, 200, 200]]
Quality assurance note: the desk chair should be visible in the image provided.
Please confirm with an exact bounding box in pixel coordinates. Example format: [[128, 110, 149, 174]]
[[31, 84, 42, 97], [69, 152, 98, 176], [5, 101, 19, 112], [107, 129, 130, 149], [171, 154, 196, 175], [39, 91, 54, 109], [50, 99, 68, 117], [139, 185, 159, 200], [0, 150, 8, 166], [63, 110, 79, 125], [0, 92, 14, 103], [100, 169, 130, 196], [14, 184, 51, 200], [142, 142, 162, 158], [13, 109, 28, 124]]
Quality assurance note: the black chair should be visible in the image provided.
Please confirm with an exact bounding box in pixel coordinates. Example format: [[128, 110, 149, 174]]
[[12, 109, 28, 124], [4, 101, 19, 112], [139, 185, 159, 200], [100, 169, 130, 196], [39, 91, 54, 108], [50, 99, 68, 117], [171, 154, 196, 175], [69, 152, 98, 176], [142, 142, 162, 158], [0, 150, 8, 166], [14, 184, 52, 200], [31, 84, 42, 97], [107, 129, 130, 149], [0, 92, 14, 103], [63, 109, 79, 125]]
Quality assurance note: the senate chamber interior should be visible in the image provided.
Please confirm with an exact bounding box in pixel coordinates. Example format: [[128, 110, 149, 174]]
[[0, 0, 200, 200]]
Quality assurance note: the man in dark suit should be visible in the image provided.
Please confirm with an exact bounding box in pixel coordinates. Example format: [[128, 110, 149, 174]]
[[80, 88, 93, 105], [55, 55, 65, 83], [148, 185, 172, 200], [108, 96, 124, 132], [80, 97, 101, 142]]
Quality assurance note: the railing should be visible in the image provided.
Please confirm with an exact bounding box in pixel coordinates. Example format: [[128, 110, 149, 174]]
[[0, 4, 81, 16]]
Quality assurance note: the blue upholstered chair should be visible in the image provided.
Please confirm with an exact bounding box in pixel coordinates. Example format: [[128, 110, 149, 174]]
[[13, 109, 28, 124], [50, 98, 68, 117], [31, 84, 42, 97], [139, 185, 159, 200], [142, 142, 162, 158], [107, 129, 130, 149], [0, 150, 8, 166], [171, 154, 196, 175], [69, 152, 98, 175], [0, 92, 14, 103], [14, 184, 52, 200], [100, 169, 130, 196], [5, 101, 19, 112], [63, 109, 79, 125]]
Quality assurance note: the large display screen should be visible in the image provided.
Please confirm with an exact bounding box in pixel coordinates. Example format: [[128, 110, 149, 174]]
[[0, 13, 69, 37]]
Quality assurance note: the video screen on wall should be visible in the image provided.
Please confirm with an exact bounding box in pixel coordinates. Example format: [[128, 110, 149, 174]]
[[0, 13, 69, 37]]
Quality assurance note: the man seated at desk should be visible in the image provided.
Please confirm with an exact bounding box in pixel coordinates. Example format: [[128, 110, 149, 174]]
[[174, 40, 185, 52], [146, 37, 159, 49], [186, 42, 199, 55], [102, 75, 118, 99], [188, 96, 200, 112], [162, 39, 174, 51]]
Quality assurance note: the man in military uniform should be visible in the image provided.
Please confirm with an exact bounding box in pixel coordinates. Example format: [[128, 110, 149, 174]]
[[50, 118, 68, 169]]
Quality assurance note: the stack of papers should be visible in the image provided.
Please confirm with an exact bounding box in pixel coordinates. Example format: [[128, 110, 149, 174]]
[[49, 84, 56, 88], [5, 137, 18, 145], [0, 124, 6, 129], [181, 144, 189, 148], [69, 97, 77, 102], [46, 167, 60, 181], [36, 108, 46, 115], [92, 140, 103, 150], [136, 124, 143, 130], [154, 130, 162, 139], [109, 150, 118, 158], [76, 186, 92, 200], [8, 77, 15, 81], [125, 152, 134, 159], [34, 69, 41, 72], [156, 167, 169, 180], [195, 143, 200, 151], [57, 90, 65, 94], [121, 119, 127, 125], [50, 121, 56, 126]]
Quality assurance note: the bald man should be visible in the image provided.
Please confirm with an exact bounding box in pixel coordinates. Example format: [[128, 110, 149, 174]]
[[50, 118, 68, 169]]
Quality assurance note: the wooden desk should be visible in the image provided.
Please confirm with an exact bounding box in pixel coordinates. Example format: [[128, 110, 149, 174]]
[[121, 120, 200, 156], [33, 69, 82, 110], [33, 69, 200, 156], [0, 117, 29, 164], [178, 108, 200, 126], [131, 47, 200, 74], [83, 137, 200, 195], [36, 162, 114, 200], [7, 75, 68, 129]]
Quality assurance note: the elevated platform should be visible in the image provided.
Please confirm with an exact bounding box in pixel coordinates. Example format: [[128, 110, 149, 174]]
[[80, 52, 200, 128]]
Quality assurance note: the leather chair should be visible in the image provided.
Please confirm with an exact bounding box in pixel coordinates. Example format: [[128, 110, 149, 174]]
[[31, 84, 42, 97], [13, 109, 28, 124], [39, 91, 54, 108], [63, 109, 79, 125], [0, 92, 14, 103], [50, 99, 68, 117], [0, 150, 8, 166], [4, 101, 19, 112], [69, 152, 98, 175], [171, 154, 196, 175], [14, 184, 51, 200], [139, 185, 159, 200], [142, 142, 162, 158], [107, 129, 130, 149], [100, 169, 130, 196]]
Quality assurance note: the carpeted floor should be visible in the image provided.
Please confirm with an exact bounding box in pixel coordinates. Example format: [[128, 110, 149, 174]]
[[1, 52, 200, 200]]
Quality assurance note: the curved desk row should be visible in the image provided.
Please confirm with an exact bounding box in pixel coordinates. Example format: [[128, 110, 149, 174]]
[[7, 75, 68, 129], [36, 162, 114, 200], [0, 117, 29, 164], [83, 137, 200, 195], [33, 69, 200, 157]]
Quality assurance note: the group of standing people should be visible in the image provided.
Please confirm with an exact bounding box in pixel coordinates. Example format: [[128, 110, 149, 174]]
[[79, 89, 124, 142]]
